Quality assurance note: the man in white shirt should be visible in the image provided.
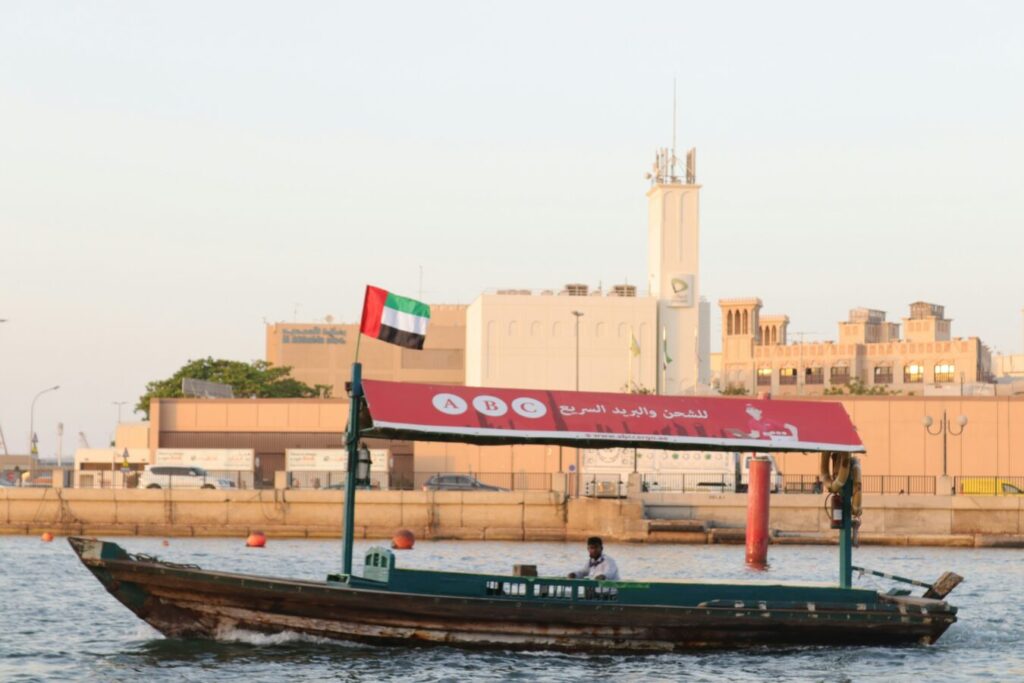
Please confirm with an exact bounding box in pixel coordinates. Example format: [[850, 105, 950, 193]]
[[568, 536, 619, 581]]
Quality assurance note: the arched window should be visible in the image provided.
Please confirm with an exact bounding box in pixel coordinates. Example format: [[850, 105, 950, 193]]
[[742, 310, 749, 334], [903, 362, 923, 383], [530, 321, 541, 336], [934, 362, 956, 383], [595, 322, 605, 338], [727, 311, 734, 335], [771, 326, 777, 344], [508, 321, 518, 337]]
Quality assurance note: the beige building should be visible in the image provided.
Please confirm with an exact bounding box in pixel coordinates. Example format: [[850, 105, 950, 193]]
[[265, 305, 467, 394], [718, 300, 991, 396], [465, 286, 658, 393]]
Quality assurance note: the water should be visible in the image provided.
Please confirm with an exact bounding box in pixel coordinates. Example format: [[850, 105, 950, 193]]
[[1, 536, 1021, 681]]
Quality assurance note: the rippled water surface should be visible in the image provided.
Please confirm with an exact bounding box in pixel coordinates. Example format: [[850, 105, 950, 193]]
[[1, 535, 1021, 681]]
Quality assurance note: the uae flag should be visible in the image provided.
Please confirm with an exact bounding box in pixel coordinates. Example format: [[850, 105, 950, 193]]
[[359, 285, 430, 349]]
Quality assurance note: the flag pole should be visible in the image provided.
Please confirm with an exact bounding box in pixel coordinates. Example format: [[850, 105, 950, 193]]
[[342, 359, 362, 575], [627, 327, 633, 393]]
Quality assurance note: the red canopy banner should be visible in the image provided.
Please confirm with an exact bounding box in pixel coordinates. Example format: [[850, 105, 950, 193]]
[[360, 380, 864, 453]]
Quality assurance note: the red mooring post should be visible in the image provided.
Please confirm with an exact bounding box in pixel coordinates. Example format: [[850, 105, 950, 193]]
[[745, 456, 771, 568]]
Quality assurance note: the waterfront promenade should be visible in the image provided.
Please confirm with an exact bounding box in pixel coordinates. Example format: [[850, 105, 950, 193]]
[[2, 487, 1023, 547]]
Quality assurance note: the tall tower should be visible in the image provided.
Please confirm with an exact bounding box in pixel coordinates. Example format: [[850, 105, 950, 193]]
[[647, 146, 708, 394], [719, 298, 762, 392]]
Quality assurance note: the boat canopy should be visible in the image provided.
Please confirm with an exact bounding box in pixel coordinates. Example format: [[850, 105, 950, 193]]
[[360, 380, 864, 454]]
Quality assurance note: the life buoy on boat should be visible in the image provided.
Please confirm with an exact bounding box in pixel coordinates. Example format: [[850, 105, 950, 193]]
[[819, 452, 852, 494], [850, 457, 863, 517]]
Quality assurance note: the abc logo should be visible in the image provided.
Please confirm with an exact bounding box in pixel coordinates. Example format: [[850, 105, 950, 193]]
[[432, 393, 547, 419]]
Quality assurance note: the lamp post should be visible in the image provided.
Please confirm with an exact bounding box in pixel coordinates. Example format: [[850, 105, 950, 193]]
[[922, 410, 967, 478], [113, 401, 128, 424], [571, 311, 584, 391], [29, 385, 60, 456]]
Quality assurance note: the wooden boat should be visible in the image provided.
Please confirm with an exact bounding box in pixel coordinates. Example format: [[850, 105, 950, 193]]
[[71, 369, 962, 650], [69, 538, 956, 650]]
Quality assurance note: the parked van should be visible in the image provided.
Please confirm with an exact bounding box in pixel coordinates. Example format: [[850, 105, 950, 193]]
[[959, 477, 1023, 496], [139, 465, 237, 490], [581, 448, 782, 494], [642, 452, 782, 493]]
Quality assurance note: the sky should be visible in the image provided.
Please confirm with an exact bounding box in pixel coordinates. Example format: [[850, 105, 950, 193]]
[[1, 2, 1023, 458]]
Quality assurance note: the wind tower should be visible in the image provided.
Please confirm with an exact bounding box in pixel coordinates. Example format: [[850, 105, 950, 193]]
[[646, 86, 709, 394]]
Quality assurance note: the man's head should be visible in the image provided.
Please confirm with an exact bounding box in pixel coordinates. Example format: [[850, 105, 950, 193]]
[[586, 536, 603, 559]]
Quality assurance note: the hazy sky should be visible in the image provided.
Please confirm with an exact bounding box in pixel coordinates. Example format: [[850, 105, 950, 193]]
[[2, 2, 1022, 457]]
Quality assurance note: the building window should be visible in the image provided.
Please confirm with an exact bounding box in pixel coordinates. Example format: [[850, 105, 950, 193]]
[[742, 310, 749, 334], [904, 363, 923, 383], [779, 367, 797, 385], [756, 367, 772, 386], [805, 367, 824, 385], [873, 366, 893, 385], [934, 362, 956, 383], [727, 311, 734, 335], [830, 366, 850, 385]]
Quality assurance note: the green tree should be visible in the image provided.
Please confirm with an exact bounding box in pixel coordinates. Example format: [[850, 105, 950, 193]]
[[719, 383, 749, 396], [136, 357, 331, 418]]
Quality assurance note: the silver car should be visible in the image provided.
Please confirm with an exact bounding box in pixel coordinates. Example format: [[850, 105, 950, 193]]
[[139, 465, 236, 490]]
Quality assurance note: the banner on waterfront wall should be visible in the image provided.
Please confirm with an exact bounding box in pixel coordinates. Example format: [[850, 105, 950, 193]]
[[285, 448, 389, 472], [359, 380, 864, 453], [155, 449, 255, 471]]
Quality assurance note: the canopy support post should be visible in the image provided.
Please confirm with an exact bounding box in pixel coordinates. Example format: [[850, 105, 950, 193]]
[[839, 474, 853, 589], [342, 362, 363, 576]]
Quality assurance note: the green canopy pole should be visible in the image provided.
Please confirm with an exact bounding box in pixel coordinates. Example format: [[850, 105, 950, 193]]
[[839, 473, 854, 589], [342, 362, 363, 576]]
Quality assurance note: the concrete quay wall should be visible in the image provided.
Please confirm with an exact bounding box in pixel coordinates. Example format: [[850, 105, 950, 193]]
[[0, 488, 646, 542], [1, 489, 1022, 547]]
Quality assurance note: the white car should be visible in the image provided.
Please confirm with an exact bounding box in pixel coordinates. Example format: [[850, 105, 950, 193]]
[[139, 465, 236, 490]]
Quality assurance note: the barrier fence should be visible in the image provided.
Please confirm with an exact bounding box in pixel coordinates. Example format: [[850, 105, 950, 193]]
[[4, 468, 1023, 496]]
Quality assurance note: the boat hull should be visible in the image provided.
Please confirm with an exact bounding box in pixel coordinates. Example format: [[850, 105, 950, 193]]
[[69, 537, 955, 652]]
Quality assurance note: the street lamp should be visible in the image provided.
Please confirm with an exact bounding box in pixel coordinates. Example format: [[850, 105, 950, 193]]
[[29, 385, 60, 456], [113, 401, 128, 424], [571, 311, 584, 391], [922, 411, 968, 477], [355, 444, 373, 487]]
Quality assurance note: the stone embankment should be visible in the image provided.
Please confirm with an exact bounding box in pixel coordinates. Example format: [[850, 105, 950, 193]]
[[1, 489, 1022, 547]]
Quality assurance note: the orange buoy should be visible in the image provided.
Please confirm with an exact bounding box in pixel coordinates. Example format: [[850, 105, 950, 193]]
[[161, 539, 170, 547], [40, 532, 54, 543], [246, 530, 266, 548], [392, 529, 415, 550]]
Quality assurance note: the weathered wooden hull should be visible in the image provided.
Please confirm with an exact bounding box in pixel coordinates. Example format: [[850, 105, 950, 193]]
[[69, 537, 956, 652]]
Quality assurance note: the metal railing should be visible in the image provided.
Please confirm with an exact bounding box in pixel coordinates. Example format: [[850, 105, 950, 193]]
[[5, 468, 1022, 497], [780, 474, 938, 495], [0, 468, 70, 488], [288, 471, 389, 490], [862, 475, 936, 495], [387, 472, 555, 492], [580, 473, 627, 498]]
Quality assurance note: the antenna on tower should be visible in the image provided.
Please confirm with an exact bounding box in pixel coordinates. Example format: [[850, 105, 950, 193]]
[[672, 76, 677, 170]]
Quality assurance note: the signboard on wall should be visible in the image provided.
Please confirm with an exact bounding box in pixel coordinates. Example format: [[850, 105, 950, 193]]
[[155, 449, 255, 471], [285, 448, 388, 472], [668, 274, 694, 307], [280, 327, 348, 345]]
